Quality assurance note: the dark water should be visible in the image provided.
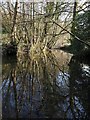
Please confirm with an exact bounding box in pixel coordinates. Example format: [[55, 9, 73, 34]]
[[2, 50, 90, 119]]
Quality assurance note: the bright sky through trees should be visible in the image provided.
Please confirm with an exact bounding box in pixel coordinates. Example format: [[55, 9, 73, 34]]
[[0, 0, 88, 3]]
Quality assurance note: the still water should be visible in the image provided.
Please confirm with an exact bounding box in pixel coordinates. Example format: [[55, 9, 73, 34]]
[[2, 50, 90, 119]]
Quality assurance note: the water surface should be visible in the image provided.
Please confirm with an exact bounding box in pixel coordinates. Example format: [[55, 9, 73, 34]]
[[2, 50, 90, 119]]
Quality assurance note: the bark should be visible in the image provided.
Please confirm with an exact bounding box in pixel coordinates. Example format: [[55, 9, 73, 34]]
[[11, 0, 18, 35], [71, 1, 77, 43]]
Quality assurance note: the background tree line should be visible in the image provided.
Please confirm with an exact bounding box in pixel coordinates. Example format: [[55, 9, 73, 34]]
[[0, 0, 90, 55]]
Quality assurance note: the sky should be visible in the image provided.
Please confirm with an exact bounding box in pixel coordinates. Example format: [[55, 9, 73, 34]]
[[0, 0, 88, 3]]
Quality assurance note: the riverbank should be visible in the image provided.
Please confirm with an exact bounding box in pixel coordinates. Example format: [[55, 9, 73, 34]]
[[2, 43, 17, 56]]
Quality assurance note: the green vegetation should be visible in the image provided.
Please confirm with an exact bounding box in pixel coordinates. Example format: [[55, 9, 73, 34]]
[[0, 1, 90, 56], [70, 10, 90, 53], [1, 1, 90, 119]]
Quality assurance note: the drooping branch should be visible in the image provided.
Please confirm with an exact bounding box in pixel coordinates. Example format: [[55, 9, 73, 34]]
[[52, 20, 90, 48]]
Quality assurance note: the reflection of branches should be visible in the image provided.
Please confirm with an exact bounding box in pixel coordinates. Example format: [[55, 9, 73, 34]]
[[67, 56, 90, 119], [11, 70, 18, 119], [3, 52, 89, 118], [3, 69, 18, 119], [4, 77, 12, 101]]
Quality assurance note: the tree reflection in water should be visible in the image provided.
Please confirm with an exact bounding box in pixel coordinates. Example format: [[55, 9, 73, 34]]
[[2, 51, 90, 119], [68, 56, 90, 119]]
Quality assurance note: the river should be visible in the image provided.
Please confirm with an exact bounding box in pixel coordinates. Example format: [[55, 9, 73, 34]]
[[2, 50, 90, 119]]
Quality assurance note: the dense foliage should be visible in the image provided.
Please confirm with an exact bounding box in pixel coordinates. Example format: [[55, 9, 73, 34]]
[[71, 10, 90, 52]]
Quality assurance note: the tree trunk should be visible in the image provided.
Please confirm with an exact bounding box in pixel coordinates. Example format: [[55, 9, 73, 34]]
[[10, 0, 18, 43], [71, 0, 77, 42]]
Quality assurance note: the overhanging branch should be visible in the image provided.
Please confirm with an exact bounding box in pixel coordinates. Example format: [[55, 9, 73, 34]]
[[52, 20, 90, 48]]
